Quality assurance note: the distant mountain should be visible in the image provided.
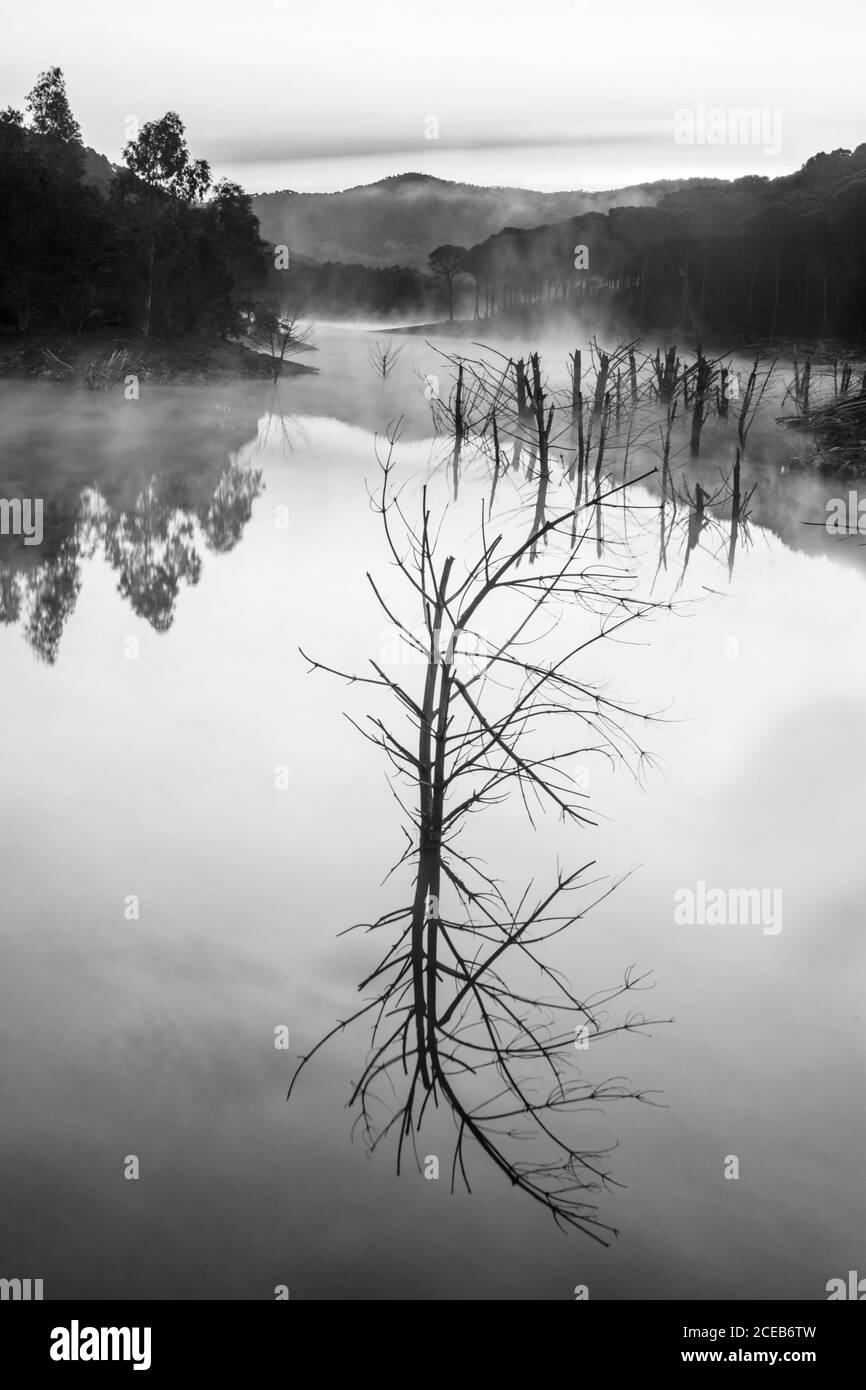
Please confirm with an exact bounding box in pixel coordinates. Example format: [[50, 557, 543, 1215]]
[[250, 172, 722, 269]]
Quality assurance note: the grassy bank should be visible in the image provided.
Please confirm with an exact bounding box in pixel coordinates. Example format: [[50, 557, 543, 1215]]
[[0, 330, 318, 385]]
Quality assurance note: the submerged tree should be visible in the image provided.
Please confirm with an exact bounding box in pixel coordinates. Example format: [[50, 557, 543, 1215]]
[[292, 419, 673, 1241], [368, 337, 404, 381], [247, 302, 314, 382]]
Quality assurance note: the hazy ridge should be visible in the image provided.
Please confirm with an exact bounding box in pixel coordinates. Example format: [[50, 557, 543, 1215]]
[[251, 172, 722, 268]]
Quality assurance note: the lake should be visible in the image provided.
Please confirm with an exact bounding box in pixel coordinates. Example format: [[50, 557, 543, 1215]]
[[0, 323, 863, 1299]]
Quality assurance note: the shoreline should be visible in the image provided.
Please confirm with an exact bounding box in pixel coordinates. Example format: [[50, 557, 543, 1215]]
[[384, 311, 866, 364], [0, 331, 319, 385]]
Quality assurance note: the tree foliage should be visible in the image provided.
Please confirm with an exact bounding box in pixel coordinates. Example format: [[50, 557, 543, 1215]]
[[25, 66, 81, 142], [0, 72, 268, 337], [456, 148, 866, 340]]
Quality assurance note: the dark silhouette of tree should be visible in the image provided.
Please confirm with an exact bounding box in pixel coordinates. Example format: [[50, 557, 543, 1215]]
[[368, 337, 404, 380], [0, 84, 265, 338], [199, 180, 269, 337], [246, 302, 314, 382], [25, 67, 81, 143], [0, 83, 104, 331], [452, 145, 866, 342], [122, 112, 211, 335], [428, 244, 466, 320]]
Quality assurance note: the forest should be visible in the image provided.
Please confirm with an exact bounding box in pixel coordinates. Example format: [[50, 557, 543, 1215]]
[[443, 149, 866, 340], [4, 67, 866, 346], [274, 256, 438, 320], [0, 67, 268, 339]]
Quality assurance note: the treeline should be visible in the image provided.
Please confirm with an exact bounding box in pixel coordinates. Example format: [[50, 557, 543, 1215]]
[[0, 67, 269, 337], [267, 258, 440, 321], [8, 68, 866, 343], [437, 147, 866, 340]]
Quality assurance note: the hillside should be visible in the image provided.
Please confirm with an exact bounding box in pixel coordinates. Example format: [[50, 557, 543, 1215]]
[[250, 172, 721, 269], [437, 147, 866, 342], [81, 143, 119, 194]]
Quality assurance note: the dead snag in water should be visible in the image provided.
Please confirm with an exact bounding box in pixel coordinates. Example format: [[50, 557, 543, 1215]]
[[368, 337, 405, 381], [689, 351, 714, 457], [292, 430, 671, 1241], [737, 354, 777, 454]]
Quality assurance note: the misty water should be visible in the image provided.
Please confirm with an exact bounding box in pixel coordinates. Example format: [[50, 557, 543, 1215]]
[[1, 323, 863, 1299]]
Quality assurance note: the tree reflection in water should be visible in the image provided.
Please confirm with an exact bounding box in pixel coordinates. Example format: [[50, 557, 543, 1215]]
[[0, 455, 263, 662]]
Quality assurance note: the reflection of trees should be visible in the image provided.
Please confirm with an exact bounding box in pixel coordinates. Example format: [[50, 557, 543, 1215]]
[[293, 431, 670, 1243], [23, 539, 82, 664], [0, 566, 23, 625], [199, 458, 264, 554], [76, 488, 110, 561], [0, 386, 269, 659], [0, 454, 264, 657], [255, 404, 305, 458], [105, 479, 202, 633]]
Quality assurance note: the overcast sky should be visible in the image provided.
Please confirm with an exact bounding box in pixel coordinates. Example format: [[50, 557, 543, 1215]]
[[2, 0, 864, 192]]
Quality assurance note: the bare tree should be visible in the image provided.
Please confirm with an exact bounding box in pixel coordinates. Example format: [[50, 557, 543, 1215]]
[[737, 353, 778, 454], [368, 337, 404, 381], [247, 301, 314, 383], [292, 416, 674, 1241]]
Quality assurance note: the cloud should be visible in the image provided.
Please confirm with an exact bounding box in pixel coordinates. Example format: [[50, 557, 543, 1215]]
[[203, 128, 666, 165]]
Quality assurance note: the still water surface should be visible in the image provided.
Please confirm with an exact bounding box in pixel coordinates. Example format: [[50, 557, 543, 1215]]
[[0, 324, 863, 1298]]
